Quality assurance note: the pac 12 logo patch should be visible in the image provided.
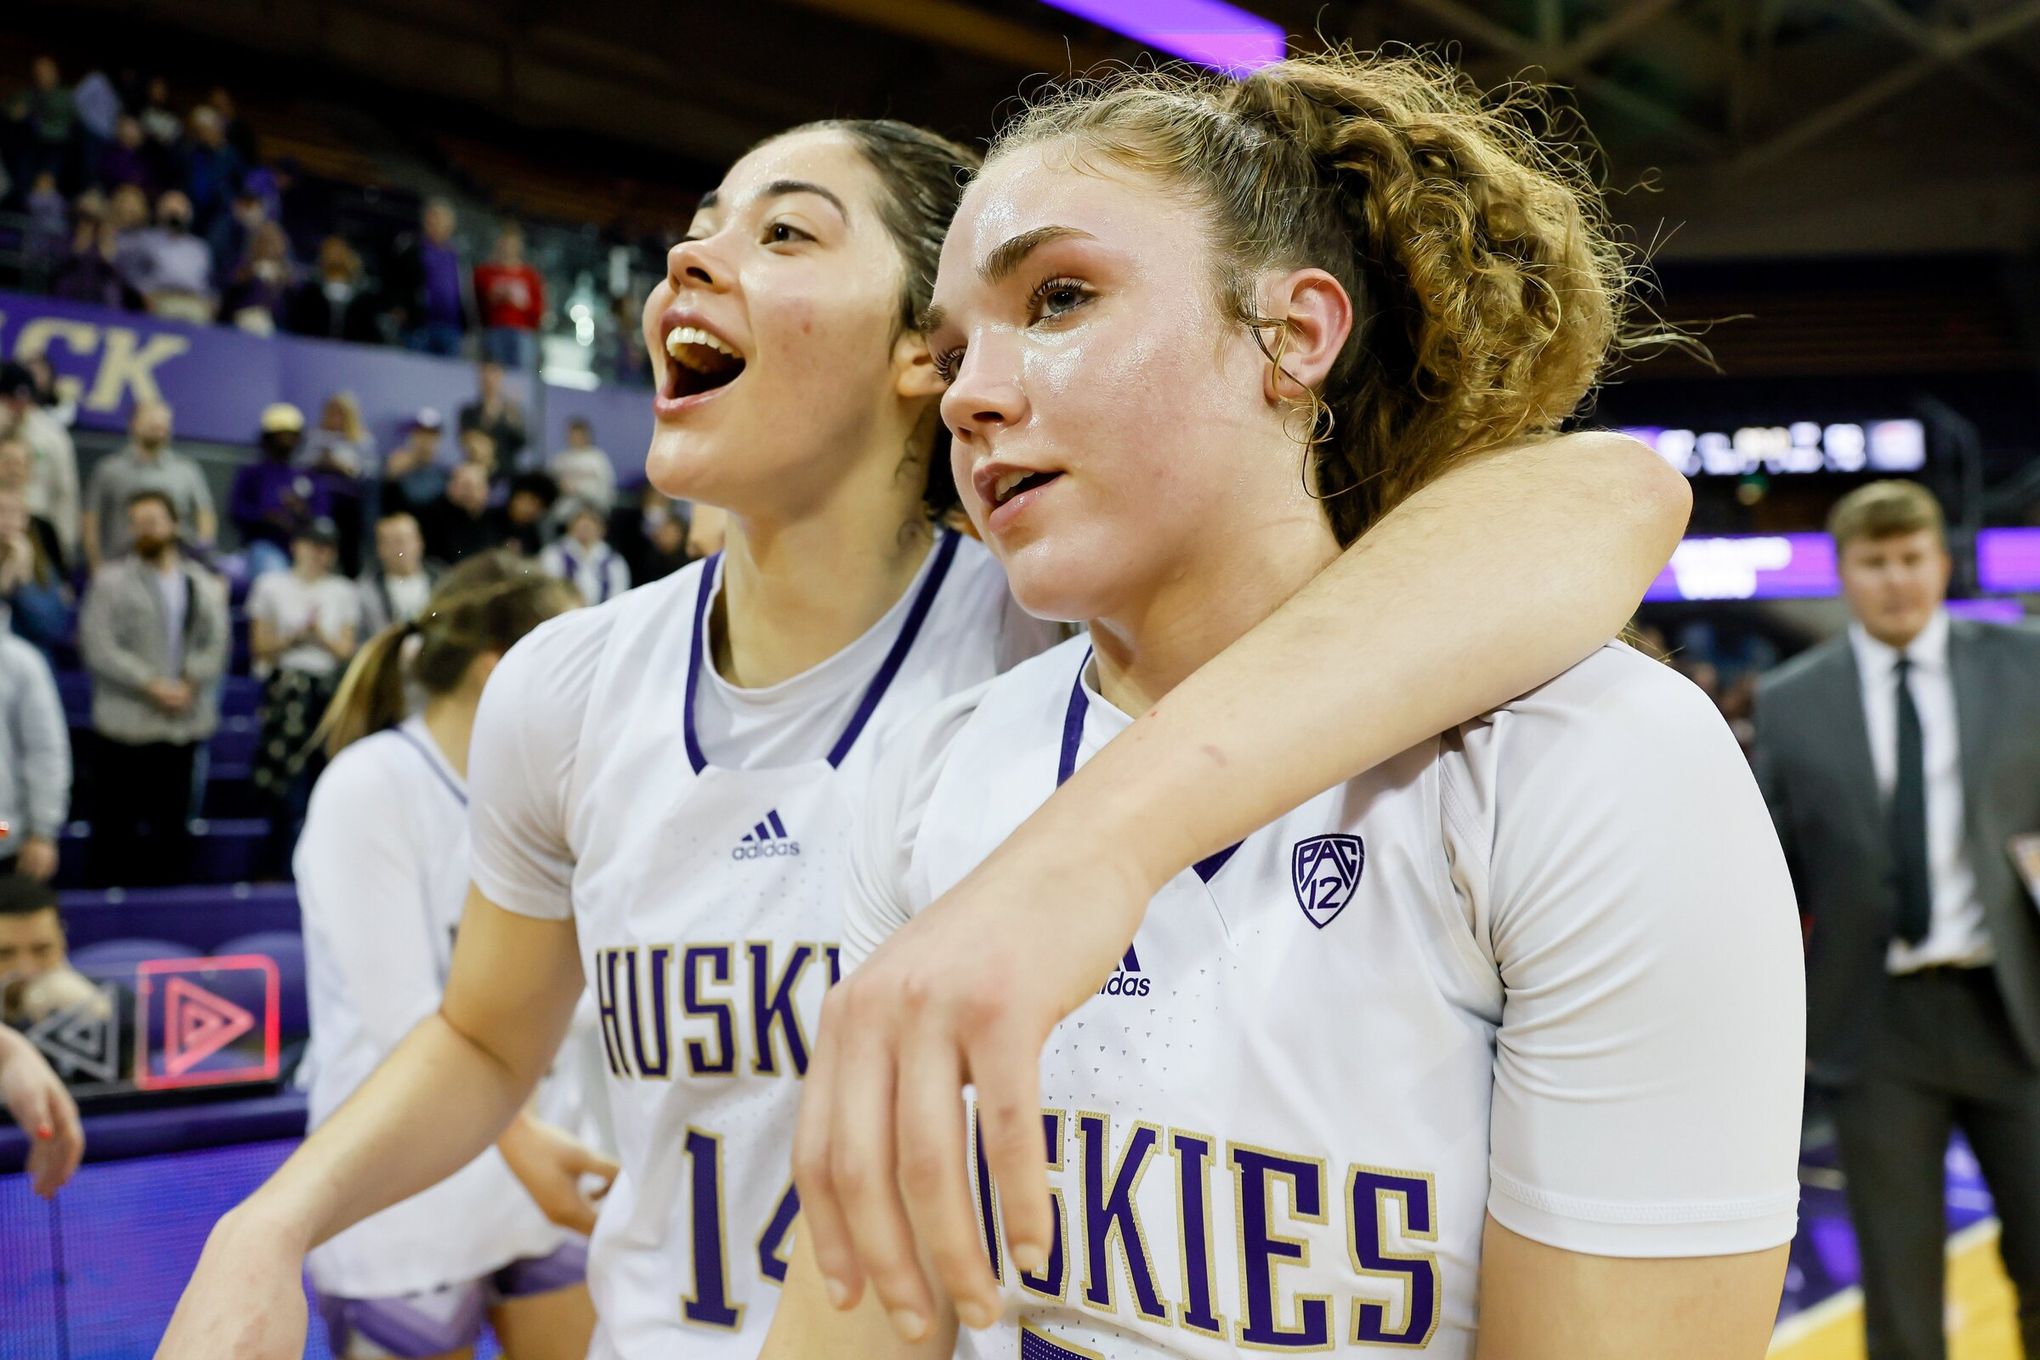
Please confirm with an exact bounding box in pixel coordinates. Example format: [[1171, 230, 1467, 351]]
[[1291, 834, 1365, 929], [135, 955, 280, 1090]]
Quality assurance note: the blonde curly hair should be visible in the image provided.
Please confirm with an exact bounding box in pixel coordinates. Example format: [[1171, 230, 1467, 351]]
[[991, 49, 1641, 545]]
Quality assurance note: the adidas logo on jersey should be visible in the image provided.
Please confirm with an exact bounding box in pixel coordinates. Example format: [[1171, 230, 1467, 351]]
[[1098, 945, 1151, 998], [732, 809, 802, 860]]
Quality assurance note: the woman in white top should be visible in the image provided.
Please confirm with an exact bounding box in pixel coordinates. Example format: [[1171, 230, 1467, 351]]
[[160, 114, 1689, 1360], [294, 550, 607, 1360], [538, 499, 631, 605], [773, 54, 1802, 1359]]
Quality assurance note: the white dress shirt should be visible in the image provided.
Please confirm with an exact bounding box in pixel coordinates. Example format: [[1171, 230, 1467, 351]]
[[1849, 610, 1992, 972]]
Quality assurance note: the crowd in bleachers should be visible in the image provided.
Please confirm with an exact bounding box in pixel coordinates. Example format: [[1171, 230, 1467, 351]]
[[0, 345, 724, 903], [0, 52, 636, 375]]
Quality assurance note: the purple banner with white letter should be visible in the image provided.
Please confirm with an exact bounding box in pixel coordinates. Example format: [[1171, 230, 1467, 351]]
[[0, 290, 653, 483], [1644, 533, 1841, 602]]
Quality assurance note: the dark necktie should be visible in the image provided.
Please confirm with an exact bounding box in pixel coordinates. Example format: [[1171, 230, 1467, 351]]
[[1891, 656, 1932, 945]]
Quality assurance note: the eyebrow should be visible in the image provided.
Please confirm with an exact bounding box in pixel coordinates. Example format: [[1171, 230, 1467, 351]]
[[981, 225, 1093, 284], [921, 225, 1098, 335], [694, 179, 850, 222]]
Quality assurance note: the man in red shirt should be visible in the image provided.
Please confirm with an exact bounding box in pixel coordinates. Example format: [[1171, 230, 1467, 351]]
[[473, 225, 546, 370]]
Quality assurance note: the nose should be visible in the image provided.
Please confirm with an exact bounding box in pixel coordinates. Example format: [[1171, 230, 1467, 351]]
[[941, 337, 1029, 447], [666, 235, 728, 293]]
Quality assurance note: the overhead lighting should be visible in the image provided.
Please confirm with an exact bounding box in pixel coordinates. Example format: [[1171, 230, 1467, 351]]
[[1040, 0, 1285, 73]]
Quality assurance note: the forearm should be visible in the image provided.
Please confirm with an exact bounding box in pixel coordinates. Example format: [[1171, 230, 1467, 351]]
[[1033, 431, 1685, 892], [220, 1010, 535, 1252]]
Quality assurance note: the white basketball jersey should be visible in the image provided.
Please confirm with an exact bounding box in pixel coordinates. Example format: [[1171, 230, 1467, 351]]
[[298, 719, 584, 1298], [470, 530, 1057, 1358], [849, 637, 1804, 1358]]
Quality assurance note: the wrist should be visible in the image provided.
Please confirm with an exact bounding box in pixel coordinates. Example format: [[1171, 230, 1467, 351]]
[[216, 1195, 316, 1257]]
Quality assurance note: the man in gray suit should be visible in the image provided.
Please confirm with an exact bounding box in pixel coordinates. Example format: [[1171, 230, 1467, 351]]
[[77, 491, 229, 886], [1756, 479, 2040, 1360]]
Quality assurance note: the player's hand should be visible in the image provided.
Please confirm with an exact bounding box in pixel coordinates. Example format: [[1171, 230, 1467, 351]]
[[155, 1209, 309, 1360], [793, 824, 1155, 1338], [0, 1029, 83, 1197], [498, 1111, 619, 1235]]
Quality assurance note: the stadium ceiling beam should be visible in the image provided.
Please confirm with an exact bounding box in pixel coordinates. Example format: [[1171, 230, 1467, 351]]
[[1394, 0, 1728, 156], [1737, 0, 2040, 169], [1843, 0, 2040, 137], [773, 0, 1111, 75]]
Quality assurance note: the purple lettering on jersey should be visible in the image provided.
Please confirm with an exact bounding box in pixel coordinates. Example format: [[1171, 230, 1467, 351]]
[[625, 945, 673, 1079], [1291, 834, 1364, 929], [1078, 1114, 1169, 1321], [1232, 1145, 1333, 1348]]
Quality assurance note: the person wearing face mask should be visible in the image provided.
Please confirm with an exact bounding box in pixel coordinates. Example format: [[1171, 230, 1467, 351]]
[[157, 109, 1690, 1360], [113, 189, 217, 323], [77, 491, 229, 886], [220, 220, 294, 334], [1756, 480, 2040, 1360], [284, 237, 381, 344], [80, 398, 215, 573]]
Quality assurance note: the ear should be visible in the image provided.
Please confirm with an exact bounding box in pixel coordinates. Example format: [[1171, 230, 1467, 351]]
[[892, 329, 949, 402], [1258, 268, 1354, 405]]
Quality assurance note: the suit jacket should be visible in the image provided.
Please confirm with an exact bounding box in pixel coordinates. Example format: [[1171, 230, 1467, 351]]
[[77, 555, 230, 746], [1755, 619, 2040, 1080]]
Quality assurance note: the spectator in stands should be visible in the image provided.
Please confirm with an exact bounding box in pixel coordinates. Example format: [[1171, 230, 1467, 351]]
[[458, 360, 529, 471], [298, 392, 374, 479], [380, 409, 449, 520], [98, 113, 151, 193], [504, 470, 558, 555], [283, 236, 379, 344], [219, 221, 294, 335], [51, 196, 124, 309], [6, 57, 75, 194], [0, 479, 70, 653], [77, 491, 229, 886], [0, 876, 87, 1016], [458, 428, 499, 485], [71, 67, 121, 167], [247, 517, 360, 875], [386, 197, 472, 357], [0, 625, 68, 882], [614, 486, 692, 584], [106, 181, 149, 235], [137, 76, 180, 155], [115, 189, 215, 323], [0, 361, 78, 566], [474, 225, 545, 370], [180, 105, 241, 234], [23, 172, 67, 286], [539, 499, 630, 605], [230, 403, 328, 578], [0, 1006, 84, 1198], [81, 398, 214, 572], [547, 416, 614, 516], [419, 461, 505, 566], [357, 511, 438, 634], [206, 87, 258, 168]]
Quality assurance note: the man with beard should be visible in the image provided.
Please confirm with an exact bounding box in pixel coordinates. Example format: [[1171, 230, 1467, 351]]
[[77, 492, 229, 885]]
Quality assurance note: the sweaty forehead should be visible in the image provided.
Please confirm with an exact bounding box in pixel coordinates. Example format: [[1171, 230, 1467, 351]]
[[938, 145, 1182, 294]]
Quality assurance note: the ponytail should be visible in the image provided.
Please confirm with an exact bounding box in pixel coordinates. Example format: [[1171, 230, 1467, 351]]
[[314, 550, 580, 759], [317, 618, 419, 759]]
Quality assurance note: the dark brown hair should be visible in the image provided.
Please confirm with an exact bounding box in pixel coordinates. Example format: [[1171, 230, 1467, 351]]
[[992, 50, 1642, 544], [317, 550, 580, 758], [775, 119, 981, 519]]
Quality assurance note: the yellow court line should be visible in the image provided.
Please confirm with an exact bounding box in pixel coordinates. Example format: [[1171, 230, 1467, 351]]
[[1769, 1218, 2019, 1360]]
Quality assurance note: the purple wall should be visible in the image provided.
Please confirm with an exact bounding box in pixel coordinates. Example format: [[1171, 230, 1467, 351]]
[[0, 290, 654, 485]]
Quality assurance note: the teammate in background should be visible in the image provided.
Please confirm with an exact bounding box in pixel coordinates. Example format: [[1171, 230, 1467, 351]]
[[773, 54, 1802, 1358], [294, 551, 609, 1360], [157, 112, 1687, 1360]]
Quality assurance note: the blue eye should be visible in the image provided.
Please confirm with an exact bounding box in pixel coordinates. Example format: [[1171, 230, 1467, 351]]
[[1029, 276, 1092, 321]]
